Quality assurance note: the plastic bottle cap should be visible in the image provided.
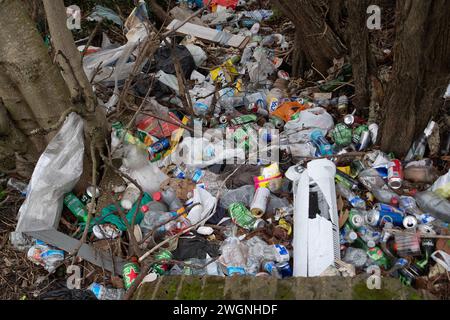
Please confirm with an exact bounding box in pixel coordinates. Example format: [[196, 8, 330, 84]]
[[391, 197, 399, 207], [152, 192, 162, 202], [141, 205, 149, 213]]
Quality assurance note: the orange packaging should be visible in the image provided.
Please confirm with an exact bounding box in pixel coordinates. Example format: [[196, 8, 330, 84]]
[[271, 101, 310, 122]]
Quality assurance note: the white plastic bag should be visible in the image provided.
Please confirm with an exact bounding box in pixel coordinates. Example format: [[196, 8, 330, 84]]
[[12, 113, 84, 246], [120, 145, 169, 194], [430, 169, 450, 199], [284, 107, 334, 133]]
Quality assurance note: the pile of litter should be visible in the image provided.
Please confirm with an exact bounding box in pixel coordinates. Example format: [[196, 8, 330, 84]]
[[3, 0, 450, 300]]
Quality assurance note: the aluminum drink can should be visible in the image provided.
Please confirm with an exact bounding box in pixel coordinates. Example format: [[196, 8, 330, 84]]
[[148, 138, 170, 158], [366, 209, 404, 227], [80, 186, 100, 205], [349, 210, 364, 228], [388, 159, 403, 189], [402, 215, 418, 229], [123, 261, 140, 289]]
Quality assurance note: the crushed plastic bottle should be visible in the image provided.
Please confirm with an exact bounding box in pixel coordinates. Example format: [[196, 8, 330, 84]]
[[88, 282, 124, 300], [7, 178, 28, 196]]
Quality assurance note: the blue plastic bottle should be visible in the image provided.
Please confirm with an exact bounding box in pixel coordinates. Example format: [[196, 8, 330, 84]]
[[310, 130, 333, 156]]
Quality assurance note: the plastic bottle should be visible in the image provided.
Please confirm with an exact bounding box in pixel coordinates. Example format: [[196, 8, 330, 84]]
[[139, 201, 169, 235], [266, 87, 285, 113], [88, 282, 124, 300], [342, 247, 367, 268], [310, 130, 333, 156], [414, 191, 450, 223], [336, 182, 366, 210], [120, 183, 140, 210], [340, 224, 358, 244], [153, 189, 183, 212], [220, 95, 244, 113], [7, 178, 28, 196], [358, 168, 399, 204], [404, 120, 436, 162], [220, 236, 248, 275], [399, 196, 423, 217]]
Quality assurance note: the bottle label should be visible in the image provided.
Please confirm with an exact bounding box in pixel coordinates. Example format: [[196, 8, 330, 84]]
[[227, 266, 246, 275], [89, 283, 103, 300]]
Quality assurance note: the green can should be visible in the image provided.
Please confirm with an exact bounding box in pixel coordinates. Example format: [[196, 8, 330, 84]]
[[123, 260, 140, 289], [332, 123, 352, 147], [155, 250, 173, 262], [63, 193, 88, 222], [229, 202, 265, 230]]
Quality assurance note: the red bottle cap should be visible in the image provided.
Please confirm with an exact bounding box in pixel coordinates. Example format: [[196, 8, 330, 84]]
[[152, 192, 162, 202], [141, 205, 149, 213], [390, 197, 399, 207]]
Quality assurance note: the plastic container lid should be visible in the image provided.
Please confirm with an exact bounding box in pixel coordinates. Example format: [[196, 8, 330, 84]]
[[141, 205, 149, 213]]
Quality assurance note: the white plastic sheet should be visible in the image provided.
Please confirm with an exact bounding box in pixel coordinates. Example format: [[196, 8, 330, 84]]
[[13, 113, 84, 240]]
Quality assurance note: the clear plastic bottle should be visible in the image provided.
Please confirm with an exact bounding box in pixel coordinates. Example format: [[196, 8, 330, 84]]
[[404, 120, 436, 162], [7, 178, 28, 196], [220, 236, 248, 276], [88, 282, 124, 300], [310, 130, 333, 156], [153, 189, 183, 212], [358, 168, 399, 204], [139, 201, 169, 235], [399, 196, 423, 217], [336, 182, 366, 210], [266, 87, 285, 113], [342, 247, 367, 268], [219, 95, 244, 114], [414, 191, 450, 223]]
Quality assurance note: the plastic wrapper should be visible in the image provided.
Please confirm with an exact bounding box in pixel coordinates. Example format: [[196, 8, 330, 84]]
[[12, 113, 84, 248], [27, 240, 65, 273]]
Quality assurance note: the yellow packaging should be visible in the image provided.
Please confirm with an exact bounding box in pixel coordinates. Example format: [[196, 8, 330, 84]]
[[338, 166, 351, 176]]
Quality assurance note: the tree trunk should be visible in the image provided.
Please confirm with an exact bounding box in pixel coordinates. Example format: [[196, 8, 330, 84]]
[[346, 0, 377, 115], [380, 0, 450, 156], [0, 0, 71, 163], [273, 0, 347, 75]]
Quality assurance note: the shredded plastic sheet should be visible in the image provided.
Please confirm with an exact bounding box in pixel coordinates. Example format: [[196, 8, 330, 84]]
[[12, 113, 84, 246]]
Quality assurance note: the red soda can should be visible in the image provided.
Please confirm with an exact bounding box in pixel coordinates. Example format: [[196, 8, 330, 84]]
[[388, 159, 403, 189]]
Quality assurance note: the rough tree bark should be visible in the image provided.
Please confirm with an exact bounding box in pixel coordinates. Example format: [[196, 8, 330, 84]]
[[0, 0, 71, 171], [345, 0, 378, 114], [380, 0, 450, 156], [273, 0, 347, 75]]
